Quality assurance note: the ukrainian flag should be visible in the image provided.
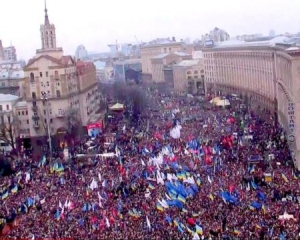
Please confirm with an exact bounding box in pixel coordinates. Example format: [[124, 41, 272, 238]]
[[192, 212, 199, 217], [208, 193, 214, 201], [196, 225, 203, 235], [182, 207, 188, 213], [249, 205, 255, 211], [1, 191, 8, 200], [177, 172, 185, 180], [196, 178, 201, 186], [177, 194, 186, 203], [156, 203, 164, 211], [282, 173, 288, 183], [173, 219, 179, 226], [148, 183, 155, 190], [234, 229, 240, 235], [256, 224, 262, 229], [293, 170, 298, 180], [262, 204, 267, 214], [11, 185, 18, 193]]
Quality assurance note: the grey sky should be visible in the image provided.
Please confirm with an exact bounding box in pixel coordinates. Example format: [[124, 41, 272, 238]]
[[0, 0, 299, 60]]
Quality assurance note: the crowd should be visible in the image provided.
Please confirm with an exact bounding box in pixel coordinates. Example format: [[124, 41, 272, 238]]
[[0, 91, 299, 240]]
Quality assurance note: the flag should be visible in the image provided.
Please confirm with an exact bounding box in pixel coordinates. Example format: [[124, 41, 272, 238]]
[[196, 178, 201, 186], [281, 173, 288, 183], [177, 194, 186, 203], [156, 203, 164, 211], [234, 229, 240, 235], [146, 216, 151, 230], [2, 191, 8, 200], [182, 207, 188, 213], [54, 210, 60, 220], [208, 193, 214, 201], [195, 225, 203, 235], [292, 170, 298, 180], [207, 175, 212, 184], [148, 183, 155, 190], [11, 185, 18, 193], [262, 204, 267, 214]]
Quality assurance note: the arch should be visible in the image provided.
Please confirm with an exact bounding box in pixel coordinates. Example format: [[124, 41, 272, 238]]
[[187, 71, 191, 74], [200, 70, 204, 74], [194, 70, 198, 74], [30, 73, 35, 82]]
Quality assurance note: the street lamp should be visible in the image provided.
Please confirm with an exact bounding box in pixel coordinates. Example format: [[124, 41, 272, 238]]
[[41, 91, 52, 161]]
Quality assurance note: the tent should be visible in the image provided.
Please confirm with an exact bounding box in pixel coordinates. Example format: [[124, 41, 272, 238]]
[[109, 103, 124, 111], [209, 97, 221, 104], [215, 99, 230, 107]]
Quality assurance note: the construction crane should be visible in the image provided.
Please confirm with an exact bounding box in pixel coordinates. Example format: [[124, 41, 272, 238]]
[[134, 36, 142, 45]]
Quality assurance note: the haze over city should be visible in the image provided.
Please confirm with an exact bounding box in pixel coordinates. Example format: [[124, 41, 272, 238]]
[[0, 0, 299, 60]]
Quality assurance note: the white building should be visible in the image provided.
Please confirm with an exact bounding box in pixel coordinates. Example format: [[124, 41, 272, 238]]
[[75, 45, 88, 60]]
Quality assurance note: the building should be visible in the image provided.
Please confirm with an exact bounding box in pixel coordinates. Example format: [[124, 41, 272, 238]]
[[3, 46, 17, 62], [0, 93, 20, 151], [21, 3, 99, 151], [76, 61, 100, 126], [75, 45, 88, 60], [173, 59, 205, 95], [202, 28, 230, 45], [235, 34, 264, 42], [113, 59, 142, 82], [203, 40, 300, 169], [0, 40, 3, 62], [140, 38, 187, 75], [150, 52, 192, 83], [0, 68, 24, 95]]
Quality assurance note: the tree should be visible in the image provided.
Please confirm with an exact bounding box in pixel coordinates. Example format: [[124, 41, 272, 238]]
[[0, 112, 18, 151], [64, 107, 83, 142]]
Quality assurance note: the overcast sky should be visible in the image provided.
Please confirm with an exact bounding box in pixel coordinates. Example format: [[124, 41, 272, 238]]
[[0, 0, 299, 60]]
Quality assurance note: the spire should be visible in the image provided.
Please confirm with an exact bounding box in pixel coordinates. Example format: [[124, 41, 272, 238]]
[[44, 0, 50, 25]]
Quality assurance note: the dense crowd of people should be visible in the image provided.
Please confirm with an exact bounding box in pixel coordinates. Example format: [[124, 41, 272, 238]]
[[0, 90, 299, 239]]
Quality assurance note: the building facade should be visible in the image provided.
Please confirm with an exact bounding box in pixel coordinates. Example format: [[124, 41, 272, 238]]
[[3, 46, 17, 62], [75, 45, 88, 60], [203, 43, 300, 169], [173, 59, 205, 95], [0, 93, 20, 151], [0, 40, 3, 62], [21, 4, 99, 151], [0, 68, 24, 95], [140, 38, 186, 75], [150, 52, 192, 83], [113, 59, 142, 82]]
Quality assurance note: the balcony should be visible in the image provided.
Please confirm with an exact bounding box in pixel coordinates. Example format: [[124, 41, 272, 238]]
[[32, 105, 38, 111], [56, 112, 65, 118], [33, 123, 40, 129], [32, 115, 40, 121]]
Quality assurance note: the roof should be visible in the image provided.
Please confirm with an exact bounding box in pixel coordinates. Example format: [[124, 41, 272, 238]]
[[151, 52, 191, 60], [15, 101, 27, 108], [0, 93, 19, 102], [192, 51, 204, 59], [0, 70, 24, 79], [26, 54, 75, 68], [175, 59, 200, 67]]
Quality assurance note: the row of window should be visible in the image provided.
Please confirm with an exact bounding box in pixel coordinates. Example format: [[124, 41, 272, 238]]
[[18, 110, 28, 116], [0, 104, 10, 111], [30, 71, 59, 82]]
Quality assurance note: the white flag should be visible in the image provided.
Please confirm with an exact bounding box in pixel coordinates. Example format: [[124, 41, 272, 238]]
[[146, 216, 151, 230]]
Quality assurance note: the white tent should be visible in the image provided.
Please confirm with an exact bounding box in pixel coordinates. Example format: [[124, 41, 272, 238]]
[[215, 99, 230, 107], [109, 103, 124, 111]]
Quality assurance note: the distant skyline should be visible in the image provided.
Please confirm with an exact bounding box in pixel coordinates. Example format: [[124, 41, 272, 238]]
[[0, 0, 299, 60]]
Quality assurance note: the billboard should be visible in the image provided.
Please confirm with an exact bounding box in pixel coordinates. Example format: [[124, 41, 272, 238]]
[[87, 121, 103, 137]]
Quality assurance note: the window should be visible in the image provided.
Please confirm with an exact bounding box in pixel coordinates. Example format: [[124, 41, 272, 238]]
[[58, 109, 63, 115], [18, 111, 20, 116], [22, 111, 24, 115], [26, 120, 29, 124], [194, 70, 198, 74], [46, 82, 49, 86], [56, 90, 61, 98], [26, 111, 28, 115], [50, 119, 53, 123], [194, 75, 198, 79], [0, 105, 3, 111], [46, 71, 49, 77], [6, 105, 9, 110], [187, 71, 191, 74], [44, 110, 46, 115], [40, 72, 43, 77], [32, 92, 36, 99], [30, 73, 35, 83], [55, 71, 59, 79]]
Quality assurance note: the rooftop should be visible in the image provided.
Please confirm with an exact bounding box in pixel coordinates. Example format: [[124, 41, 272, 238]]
[[0, 93, 19, 102], [151, 52, 191, 59], [15, 101, 27, 108], [175, 59, 200, 67], [0, 70, 24, 79]]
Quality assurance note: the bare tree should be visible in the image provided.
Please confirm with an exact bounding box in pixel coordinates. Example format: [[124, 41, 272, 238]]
[[64, 107, 83, 140], [0, 112, 18, 151]]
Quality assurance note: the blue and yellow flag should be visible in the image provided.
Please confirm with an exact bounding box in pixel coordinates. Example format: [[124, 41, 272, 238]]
[[11, 185, 18, 194]]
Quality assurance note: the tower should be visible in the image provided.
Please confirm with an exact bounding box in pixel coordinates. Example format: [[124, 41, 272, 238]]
[[40, 0, 57, 50]]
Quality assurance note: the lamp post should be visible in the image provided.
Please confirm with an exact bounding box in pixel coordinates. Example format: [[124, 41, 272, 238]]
[[41, 91, 52, 161]]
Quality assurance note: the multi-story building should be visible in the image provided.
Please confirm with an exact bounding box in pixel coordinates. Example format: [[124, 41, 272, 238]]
[[0, 93, 20, 151], [0, 68, 24, 95], [235, 34, 264, 42], [113, 59, 142, 82], [75, 45, 88, 60], [150, 52, 192, 83], [21, 4, 99, 150], [173, 59, 205, 95], [203, 41, 300, 169], [3, 46, 17, 62], [0, 40, 3, 62], [202, 28, 230, 45], [140, 38, 187, 76]]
